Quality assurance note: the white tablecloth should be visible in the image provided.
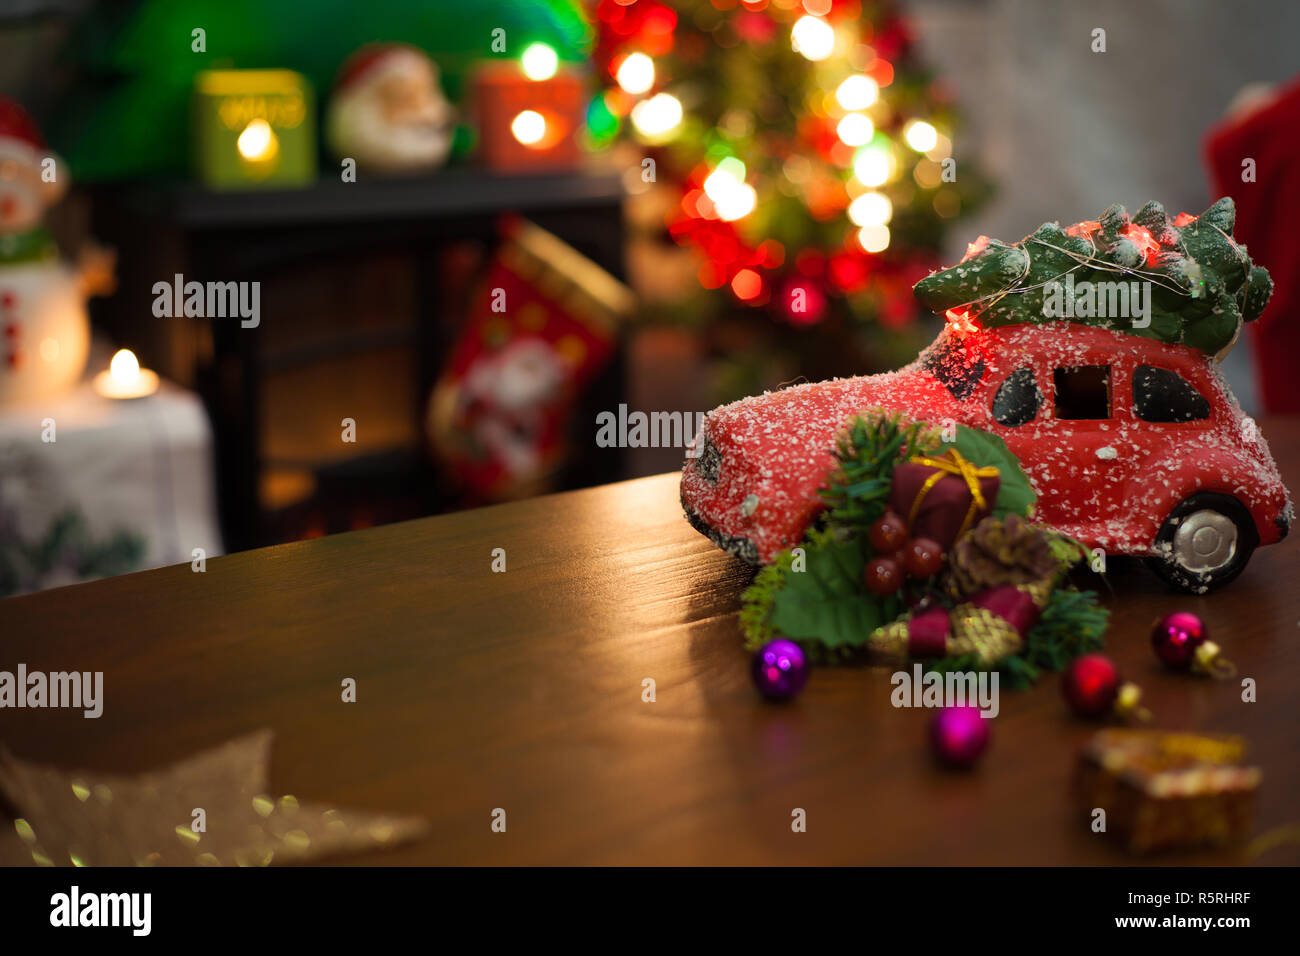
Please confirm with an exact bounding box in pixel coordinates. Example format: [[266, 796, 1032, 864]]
[[0, 381, 223, 596]]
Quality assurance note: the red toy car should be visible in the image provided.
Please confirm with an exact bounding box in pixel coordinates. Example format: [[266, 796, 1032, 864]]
[[681, 320, 1292, 592]]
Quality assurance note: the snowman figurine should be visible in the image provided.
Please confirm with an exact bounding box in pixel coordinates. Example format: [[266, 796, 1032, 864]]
[[0, 98, 107, 407]]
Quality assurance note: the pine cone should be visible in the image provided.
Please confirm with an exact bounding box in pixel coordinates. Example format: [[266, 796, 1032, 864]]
[[947, 513, 1058, 598]]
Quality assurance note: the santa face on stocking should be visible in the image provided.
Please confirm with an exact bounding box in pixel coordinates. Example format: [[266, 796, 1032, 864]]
[[0, 98, 91, 407], [326, 44, 455, 173], [460, 337, 568, 480]]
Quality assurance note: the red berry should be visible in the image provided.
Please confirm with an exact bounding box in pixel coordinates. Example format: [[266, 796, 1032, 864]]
[[869, 512, 909, 554], [864, 557, 904, 595], [903, 537, 944, 578]]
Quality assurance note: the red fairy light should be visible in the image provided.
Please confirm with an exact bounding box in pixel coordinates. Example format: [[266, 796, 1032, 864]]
[[795, 249, 826, 277], [644, 5, 677, 32], [1121, 223, 1160, 262], [698, 259, 727, 290], [758, 239, 786, 269], [865, 58, 894, 87], [1064, 219, 1101, 238], [961, 234, 990, 261], [1173, 212, 1196, 227], [711, 234, 741, 265], [879, 294, 915, 329], [781, 278, 827, 326], [680, 188, 703, 217], [731, 268, 764, 301], [944, 307, 980, 336], [829, 251, 870, 292]]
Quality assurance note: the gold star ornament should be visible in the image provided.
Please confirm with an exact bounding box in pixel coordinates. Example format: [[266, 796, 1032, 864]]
[[0, 731, 428, 866]]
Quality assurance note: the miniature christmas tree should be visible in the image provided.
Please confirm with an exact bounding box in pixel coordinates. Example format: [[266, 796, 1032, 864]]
[[912, 198, 1273, 357]]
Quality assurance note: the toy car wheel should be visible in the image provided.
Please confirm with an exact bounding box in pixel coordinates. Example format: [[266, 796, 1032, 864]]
[[1145, 493, 1258, 593]]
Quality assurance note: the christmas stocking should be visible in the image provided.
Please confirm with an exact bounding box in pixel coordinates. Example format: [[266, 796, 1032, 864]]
[[428, 218, 630, 502]]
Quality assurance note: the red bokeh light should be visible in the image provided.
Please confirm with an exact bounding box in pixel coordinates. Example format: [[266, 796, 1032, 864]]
[[731, 268, 764, 301]]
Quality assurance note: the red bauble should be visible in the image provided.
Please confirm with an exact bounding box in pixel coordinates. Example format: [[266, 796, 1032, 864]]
[[1151, 611, 1207, 669], [1061, 654, 1121, 718], [869, 512, 909, 554], [864, 557, 904, 595], [903, 537, 945, 578]]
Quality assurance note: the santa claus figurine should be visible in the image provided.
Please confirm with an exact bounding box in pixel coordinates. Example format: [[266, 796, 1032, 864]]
[[0, 98, 108, 407], [326, 43, 456, 174]]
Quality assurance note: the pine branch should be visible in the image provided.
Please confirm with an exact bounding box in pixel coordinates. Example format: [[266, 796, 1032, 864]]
[[819, 411, 938, 536]]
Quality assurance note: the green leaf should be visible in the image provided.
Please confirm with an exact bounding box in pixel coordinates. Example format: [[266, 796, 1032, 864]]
[[768, 533, 885, 648], [949, 425, 1036, 518], [1179, 299, 1239, 354]]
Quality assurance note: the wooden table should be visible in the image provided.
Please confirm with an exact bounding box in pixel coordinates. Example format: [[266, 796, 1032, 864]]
[[2, 419, 1298, 866]]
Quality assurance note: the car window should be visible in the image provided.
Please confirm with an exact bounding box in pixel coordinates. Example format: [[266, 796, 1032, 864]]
[[1054, 365, 1111, 420], [1133, 365, 1210, 423], [923, 336, 986, 400], [992, 367, 1041, 426]]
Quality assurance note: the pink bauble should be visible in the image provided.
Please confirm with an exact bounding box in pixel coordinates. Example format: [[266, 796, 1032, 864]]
[[930, 705, 990, 768]]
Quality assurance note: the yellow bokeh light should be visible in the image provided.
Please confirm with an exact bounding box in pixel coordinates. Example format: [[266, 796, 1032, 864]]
[[716, 183, 757, 222], [858, 223, 891, 253], [510, 110, 547, 145], [791, 16, 835, 61], [835, 75, 879, 111], [848, 191, 892, 227], [904, 120, 939, 153], [616, 53, 655, 95], [521, 43, 559, 82], [631, 93, 683, 138], [836, 113, 874, 147], [853, 147, 892, 187]]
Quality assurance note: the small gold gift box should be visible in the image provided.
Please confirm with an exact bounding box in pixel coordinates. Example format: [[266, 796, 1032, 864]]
[[1077, 729, 1261, 854]]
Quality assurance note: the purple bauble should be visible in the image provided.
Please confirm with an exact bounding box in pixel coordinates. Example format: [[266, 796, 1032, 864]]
[[751, 640, 809, 700], [930, 705, 990, 768], [1151, 611, 1207, 669]]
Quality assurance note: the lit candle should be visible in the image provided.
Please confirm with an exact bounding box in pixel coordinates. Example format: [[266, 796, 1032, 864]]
[[93, 349, 159, 399]]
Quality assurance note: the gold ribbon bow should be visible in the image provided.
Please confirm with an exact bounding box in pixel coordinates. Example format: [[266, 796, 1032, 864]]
[[906, 449, 999, 542]]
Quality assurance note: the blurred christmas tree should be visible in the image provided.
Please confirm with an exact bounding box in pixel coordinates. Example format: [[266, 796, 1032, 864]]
[[588, 0, 992, 398]]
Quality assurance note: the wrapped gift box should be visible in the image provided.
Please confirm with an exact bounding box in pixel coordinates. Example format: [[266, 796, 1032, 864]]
[[888, 451, 999, 549], [1077, 729, 1261, 854]]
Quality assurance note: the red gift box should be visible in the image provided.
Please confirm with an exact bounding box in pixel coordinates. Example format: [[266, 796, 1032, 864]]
[[888, 450, 1000, 549]]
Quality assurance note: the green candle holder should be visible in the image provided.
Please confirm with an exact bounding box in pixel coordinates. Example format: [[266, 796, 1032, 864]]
[[192, 69, 317, 190]]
